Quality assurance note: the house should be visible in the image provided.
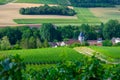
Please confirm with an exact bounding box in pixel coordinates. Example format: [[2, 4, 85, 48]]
[[65, 39, 80, 45], [49, 42, 58, 47], [49, 39, 80, 47], [87, 38, 102, 46], [112, 38, 120, 44]]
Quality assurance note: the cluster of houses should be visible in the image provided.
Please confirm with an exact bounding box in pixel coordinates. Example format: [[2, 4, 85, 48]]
[[49, 32, 120, 47]]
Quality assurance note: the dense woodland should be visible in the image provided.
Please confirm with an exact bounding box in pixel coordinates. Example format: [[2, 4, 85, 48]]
[[20, 4, 76, 16], [70, 0, 120, 7]]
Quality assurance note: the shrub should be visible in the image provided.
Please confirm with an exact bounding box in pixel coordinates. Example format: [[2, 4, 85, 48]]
[[81, 41, 89, 46], [102, 40, 112, 46], [113, 42, 120, 46], [69, 43, 81, 48]]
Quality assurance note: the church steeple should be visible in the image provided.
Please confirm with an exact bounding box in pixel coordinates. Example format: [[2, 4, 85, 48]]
[[78, 32, 84, 43]]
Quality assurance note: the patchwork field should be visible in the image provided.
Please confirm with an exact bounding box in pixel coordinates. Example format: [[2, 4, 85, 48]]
[[14, 8, 101, 25], [0, 47, 84, 63], [15, 0, 71, 5], [0, 3, 76, 27], [0, 2, 120, 26], [90, 7, 120, 22]]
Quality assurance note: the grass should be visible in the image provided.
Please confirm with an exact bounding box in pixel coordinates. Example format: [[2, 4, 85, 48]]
[[0, 0, 13, 4], [15, 0, 70, 5], [14, 8, 101, 25], [0, 47, 84, 63], [90, 46, 120, 59]]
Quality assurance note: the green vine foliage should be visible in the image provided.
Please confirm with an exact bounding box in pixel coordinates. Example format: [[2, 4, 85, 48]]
[[0, 55, 120, 80], [0, 55, 25, 80]]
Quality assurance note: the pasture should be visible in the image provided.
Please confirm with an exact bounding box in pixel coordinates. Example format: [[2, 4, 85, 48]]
[[90, 46, 120, 59], [15, 0, 71, 5], [14, 8, 101, 25], [0, 47, 84, 64]]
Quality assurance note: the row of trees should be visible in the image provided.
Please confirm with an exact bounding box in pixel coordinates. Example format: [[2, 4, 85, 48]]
[[0, 20, 120, 50], [20, 4, 76, 16], [70, 0, 120, 7]]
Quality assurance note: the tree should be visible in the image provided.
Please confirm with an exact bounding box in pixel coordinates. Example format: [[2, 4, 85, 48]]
[[28, 36, 36, 49], [39, 23, 57, 41], [103, 20, 120, 39], [0, 36, 11, 50], [43, 39, 49, 48], [102, 40, 112, 46], [20, 38, 29, 49], [36, 38, 42, 48], [80, 24, 97, 40]]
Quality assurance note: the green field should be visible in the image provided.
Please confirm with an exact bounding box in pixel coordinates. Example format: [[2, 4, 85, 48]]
[[0, 47, 84, 64], [90, 46, 120, 59], [15, 0, 70, 5], [0, 0, 13, 4], [14, 8, 101, 25]]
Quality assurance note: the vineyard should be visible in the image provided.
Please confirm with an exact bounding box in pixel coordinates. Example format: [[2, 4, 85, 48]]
[[0, 47, 84, 64]]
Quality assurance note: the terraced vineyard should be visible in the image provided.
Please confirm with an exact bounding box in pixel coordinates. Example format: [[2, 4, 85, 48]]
[[0, 47, 84, 64], [14, 8, 101, 25], [15, 0, 71, 5]]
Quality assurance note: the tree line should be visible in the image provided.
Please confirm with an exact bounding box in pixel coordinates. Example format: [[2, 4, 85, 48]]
[[69, 0, 120, 7], [19, 4, 76, 16], [0, 20, 120, 50]]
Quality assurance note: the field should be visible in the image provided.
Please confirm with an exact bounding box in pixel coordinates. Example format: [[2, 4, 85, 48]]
[[14, 8, 101, 25], [0, 0, 13, 4], [90, 7, 120, 23], [0, 3, 76, 27], [15, 0, 71, 5], [90, 46, 120, 59], [0, 47, 84, 64]]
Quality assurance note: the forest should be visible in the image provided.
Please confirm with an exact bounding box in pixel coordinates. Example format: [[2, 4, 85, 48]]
[[70, 0, 120, 7], [20, 4, 76, 16]]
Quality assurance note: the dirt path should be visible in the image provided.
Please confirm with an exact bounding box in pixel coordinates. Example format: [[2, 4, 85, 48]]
[[0, 3, 76, 27], [74, 47, 120, 64]]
